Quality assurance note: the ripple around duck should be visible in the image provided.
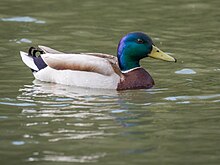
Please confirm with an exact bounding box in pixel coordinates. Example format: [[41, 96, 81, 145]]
[[28, 151, 106, 163], [17, 82, 123, 144], [0, 97, 36, 107], [19, 80, 119, 98]]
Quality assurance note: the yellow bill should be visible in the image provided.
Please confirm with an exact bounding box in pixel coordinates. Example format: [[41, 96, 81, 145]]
[[148, 45, 177, 62]]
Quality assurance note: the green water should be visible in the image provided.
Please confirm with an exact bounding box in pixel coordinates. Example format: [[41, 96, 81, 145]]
[[1, 0, 220, 164]]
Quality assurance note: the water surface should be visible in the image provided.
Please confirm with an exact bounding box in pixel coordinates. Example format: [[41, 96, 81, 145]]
[[0, 0, 220, 164]]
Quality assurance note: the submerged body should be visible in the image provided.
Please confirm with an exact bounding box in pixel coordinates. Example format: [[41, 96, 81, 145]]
[[20, 32, 176, 90]]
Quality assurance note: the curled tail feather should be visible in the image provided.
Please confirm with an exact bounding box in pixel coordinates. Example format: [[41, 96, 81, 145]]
[[20, 47, 47, 72]]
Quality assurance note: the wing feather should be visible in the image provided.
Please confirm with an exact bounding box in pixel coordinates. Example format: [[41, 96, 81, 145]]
[[41, 53, 120, 76], [37, 46, 122, 77], [38, 45, 64, 54]]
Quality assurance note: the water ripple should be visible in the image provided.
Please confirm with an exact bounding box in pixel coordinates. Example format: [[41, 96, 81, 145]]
[[1, 16, 45, 24], [9, 38, 32, 44], [175, 68, 196, 74], [47, 131, 106, 142], [0, 99, 36, 107], [164, 94, 220, 101], [28, 151, 106, 163]]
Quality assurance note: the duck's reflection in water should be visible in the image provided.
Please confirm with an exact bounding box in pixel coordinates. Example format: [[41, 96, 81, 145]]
[[17, 80, 162, 162]]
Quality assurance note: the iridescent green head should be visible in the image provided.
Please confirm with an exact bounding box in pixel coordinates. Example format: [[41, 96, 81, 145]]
[[117, 32, 176, 71]]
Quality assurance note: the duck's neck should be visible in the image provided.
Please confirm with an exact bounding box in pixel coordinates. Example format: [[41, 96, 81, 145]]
[[118, 52, 140, 71]]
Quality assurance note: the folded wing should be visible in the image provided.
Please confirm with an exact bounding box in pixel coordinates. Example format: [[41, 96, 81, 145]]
[[41, 52, 121, 76]]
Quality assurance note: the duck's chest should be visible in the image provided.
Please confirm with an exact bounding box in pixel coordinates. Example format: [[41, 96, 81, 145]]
[[117, 68, 154, 90]]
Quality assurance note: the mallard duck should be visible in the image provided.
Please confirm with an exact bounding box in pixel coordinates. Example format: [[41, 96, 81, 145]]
[[20, 32, 176, 90]]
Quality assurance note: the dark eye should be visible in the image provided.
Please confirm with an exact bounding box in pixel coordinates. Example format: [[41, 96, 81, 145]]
[[137, 38, 144, 44]]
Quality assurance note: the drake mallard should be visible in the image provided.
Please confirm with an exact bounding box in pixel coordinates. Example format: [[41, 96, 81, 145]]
[[20, 32, 176, 90]]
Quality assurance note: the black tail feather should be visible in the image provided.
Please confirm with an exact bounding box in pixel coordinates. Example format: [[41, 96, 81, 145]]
[[28, 47, 47, 71], [28, 47, 44, 57]]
